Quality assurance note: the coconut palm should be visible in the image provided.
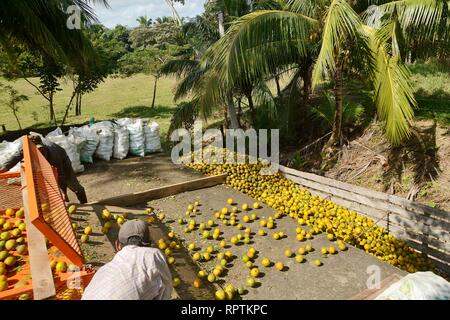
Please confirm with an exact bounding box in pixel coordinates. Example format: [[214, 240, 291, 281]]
[[136, 15, 153, 27], [364, 0, 450, 62], [0, 0, 109, 71], [201, 0, 422, 146]]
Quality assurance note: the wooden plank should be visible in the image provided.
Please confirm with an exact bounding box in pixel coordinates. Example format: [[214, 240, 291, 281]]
[[427, 256, 450, 275], [88, 174, 228, 207], [280, 165, 450, 220], [384, 222, 449, 254], [21, 169, 56, 300], [283, 172, 450, 267], [402, 238, 450, 264], [348, 274, 403, 300], [285, 171, 450, 233], [283, 172, 450, 242]]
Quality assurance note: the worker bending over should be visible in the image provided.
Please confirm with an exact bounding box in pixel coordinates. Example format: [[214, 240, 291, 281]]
[[82, 219, 173, 300]]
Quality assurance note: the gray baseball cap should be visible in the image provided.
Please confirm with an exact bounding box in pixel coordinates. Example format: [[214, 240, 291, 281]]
[[118, 219, 151, 246]]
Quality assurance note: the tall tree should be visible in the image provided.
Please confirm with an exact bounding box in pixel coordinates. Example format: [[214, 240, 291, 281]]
[[0, 83, 29, 130]]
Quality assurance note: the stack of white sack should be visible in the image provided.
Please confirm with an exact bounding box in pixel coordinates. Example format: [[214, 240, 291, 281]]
[[144, 121, 162, 154], [69, 126, 99, 163]]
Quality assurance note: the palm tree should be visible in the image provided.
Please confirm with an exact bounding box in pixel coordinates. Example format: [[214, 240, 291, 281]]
[[364, 0, 450, 63], [155, 16, 175, 24], [202, 0, 422, 146], [0, 0, 109, 71], [136, 15, 153, 27]]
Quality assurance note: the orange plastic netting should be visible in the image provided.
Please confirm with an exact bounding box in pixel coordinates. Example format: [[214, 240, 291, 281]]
[[0, 172, 23, 214], [22, 136, 83, 266]]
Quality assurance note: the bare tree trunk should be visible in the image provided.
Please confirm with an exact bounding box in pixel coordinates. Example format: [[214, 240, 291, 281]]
[[218, 11, 225, 37], [223, 104, 229, 129], [49, 91, 57, 125], [246, 0, 253, 12], [76, 93, 83, 116], [274, 75, 282, 97], [13, 111, 22, 130], [237, 98, 242, 126], [331, 65, 344, 146], [246, 93, 256, 126], [302, 64, 312, 106], [74, 93, 78, 116], [218, 9, 239, 129], [151, 75, 159, 108], [61, 90, 77, 126], [165, 0, 183, 26], [226, 97, 240, 129]]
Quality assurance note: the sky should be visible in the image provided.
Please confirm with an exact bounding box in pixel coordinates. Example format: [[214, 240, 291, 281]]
[[92, 0, 206, 28]]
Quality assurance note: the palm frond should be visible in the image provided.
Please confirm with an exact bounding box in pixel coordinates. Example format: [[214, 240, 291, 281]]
[[364, 0, 449, 42], [311, 0, 364, 89], [174, 66, 206, 101], [288, 0, 327, 17], [160, 59, 200, 78], [363, 25, 416, 145], [192, 68, 225, 120], [253, 0, 285, 11], [168, 101, 198, 136], [0, 0, 107, 72], [310, 92, 336, 126], [253, 81, 278, 121], [205, 10, 317, 89], [375, 15, 406, 58]]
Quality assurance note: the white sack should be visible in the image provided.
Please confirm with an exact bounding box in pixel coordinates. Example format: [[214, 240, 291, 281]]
[[69, 126, 99, 164], [376, 272, 450, 300], [126, 119, 145, 157], [46, 135, 85, 173], [90, 121, 114, 130], [113, 125, 129, 160], [144, 121, 162, 154], [94, 128, 114, 161], [0, 138, 23, 172], [45, 127, 63, 138]]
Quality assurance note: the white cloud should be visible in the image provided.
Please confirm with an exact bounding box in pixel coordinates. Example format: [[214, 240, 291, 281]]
[[92, 0, 206, 28]]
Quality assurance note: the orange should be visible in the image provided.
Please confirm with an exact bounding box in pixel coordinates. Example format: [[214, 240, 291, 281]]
[[193, 278, 202, 288]]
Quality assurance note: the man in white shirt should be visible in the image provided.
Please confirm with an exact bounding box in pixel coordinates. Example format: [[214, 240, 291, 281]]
[[82, 220, 173, 300]]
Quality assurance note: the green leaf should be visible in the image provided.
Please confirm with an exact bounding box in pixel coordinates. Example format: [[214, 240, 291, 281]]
[[312, 0, 363, 89]]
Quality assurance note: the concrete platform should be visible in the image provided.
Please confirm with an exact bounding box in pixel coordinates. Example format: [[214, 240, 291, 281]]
[[148, 184, 407, 300]]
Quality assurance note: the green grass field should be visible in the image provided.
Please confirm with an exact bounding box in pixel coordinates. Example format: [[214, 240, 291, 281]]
[[0, 74, 181, 136], [409, 63, 450, 125]]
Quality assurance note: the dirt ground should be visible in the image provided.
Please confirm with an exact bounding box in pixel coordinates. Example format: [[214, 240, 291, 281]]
[[66, 155, 407, 300], [70, 154, 204, 203], [325, 122, 450, 211]]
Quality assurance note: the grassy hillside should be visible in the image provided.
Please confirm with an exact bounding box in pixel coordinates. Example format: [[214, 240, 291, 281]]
[[0, 74, 180, 136]]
